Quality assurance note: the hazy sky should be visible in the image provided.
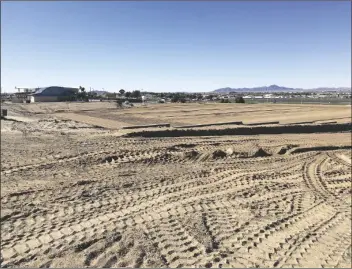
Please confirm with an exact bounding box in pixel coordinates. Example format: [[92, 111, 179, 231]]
[[1, 1, 351, 92]]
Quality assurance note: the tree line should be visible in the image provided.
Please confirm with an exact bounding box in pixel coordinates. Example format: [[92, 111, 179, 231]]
[[75, 86, 245, 103], [75, 87, 142, 101]]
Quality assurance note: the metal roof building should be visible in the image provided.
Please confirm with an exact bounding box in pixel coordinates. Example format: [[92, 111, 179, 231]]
[[29, 86, 79, 102]]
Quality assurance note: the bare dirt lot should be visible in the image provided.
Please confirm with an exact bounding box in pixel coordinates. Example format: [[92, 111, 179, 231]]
[[1, 102, 351, 268], [59, 102, 351, 128]]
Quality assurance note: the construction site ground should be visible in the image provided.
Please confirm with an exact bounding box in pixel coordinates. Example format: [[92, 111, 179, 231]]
[[1, 102, 351, 268]]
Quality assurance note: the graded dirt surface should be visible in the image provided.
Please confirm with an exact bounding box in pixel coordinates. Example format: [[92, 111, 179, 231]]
[[5, 102, 348, 129], [1, 102, 351, 268], [68, 103, 351, 127]]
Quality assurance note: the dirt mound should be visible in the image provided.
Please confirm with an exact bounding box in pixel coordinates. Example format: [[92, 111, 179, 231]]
[[212, 149, 227, 159], [168, 143, 197, 151], [289, 145, 352, 154], [225, 147, 244, 157], [276, 144, 299, 155], [226, 147, 235, 156], [249, 147, 271, 157], [197, 149, 228, 161], [101, 155, 120, 163], [277, 146, 288, 155], [177, 143, 197, 148], [183, 150, 199, 159]]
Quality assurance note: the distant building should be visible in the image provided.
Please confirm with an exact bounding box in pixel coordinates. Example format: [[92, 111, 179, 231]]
[[11, 88, 36, 103], [28, 86, 79, 103], [264, 94, 273, 98], [11, 92, 30, 103]]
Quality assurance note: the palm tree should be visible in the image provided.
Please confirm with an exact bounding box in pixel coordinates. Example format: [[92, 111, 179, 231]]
[[79, 86, 85, 93], [78, 86, 87, 101]]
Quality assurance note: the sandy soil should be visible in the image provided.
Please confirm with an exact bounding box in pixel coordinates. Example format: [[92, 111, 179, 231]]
[[2, 102, 346, 130], [72, 103, 351, 127], [1, 102, 351, 268]]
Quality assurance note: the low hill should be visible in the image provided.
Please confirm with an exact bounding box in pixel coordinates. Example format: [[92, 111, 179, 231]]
[[214, 85, 350, 93]]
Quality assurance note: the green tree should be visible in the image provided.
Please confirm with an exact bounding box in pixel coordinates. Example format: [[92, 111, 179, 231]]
[[171, 95, 179, 103], [106, 93, 116, 99], [171, 93, 187, 103], [131, 90, 141, 98], [78, 86, 88, 101], [234, 96, 245, 103], [125, 91, 131, 98], [119, 89, 125, 95], [88, 92, 97, 98]]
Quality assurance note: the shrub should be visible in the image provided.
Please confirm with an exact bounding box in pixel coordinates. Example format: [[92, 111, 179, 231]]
[[171, 96, 179, 103], [131, 90, 141, 98], [171, 94, 185, 103], [235, 96, 245, 103]]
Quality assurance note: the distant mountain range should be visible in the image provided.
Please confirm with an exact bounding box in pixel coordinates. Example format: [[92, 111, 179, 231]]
[[213, 85, 351, 93]]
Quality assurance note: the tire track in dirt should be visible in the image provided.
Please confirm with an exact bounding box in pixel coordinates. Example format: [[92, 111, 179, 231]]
[[0, 164, 315, 253], [1, 132, 351, 268]]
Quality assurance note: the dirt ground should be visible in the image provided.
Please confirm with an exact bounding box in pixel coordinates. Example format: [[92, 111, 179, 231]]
[[1, 102, 351, 268], [70, 103, 351, 127]]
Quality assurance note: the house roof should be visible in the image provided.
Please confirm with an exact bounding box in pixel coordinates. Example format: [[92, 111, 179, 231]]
[[32, 86, 79, 96]]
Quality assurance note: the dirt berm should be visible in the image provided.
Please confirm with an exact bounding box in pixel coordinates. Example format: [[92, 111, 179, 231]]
[[124, 123, 351, 137]]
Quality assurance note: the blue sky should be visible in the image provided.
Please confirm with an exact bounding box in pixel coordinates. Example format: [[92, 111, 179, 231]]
[[1, 1, 351, 92]]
